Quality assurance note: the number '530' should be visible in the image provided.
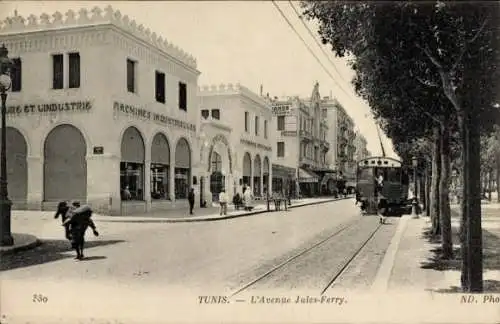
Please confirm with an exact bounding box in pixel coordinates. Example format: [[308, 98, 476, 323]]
[[32, 294, 48, 303]]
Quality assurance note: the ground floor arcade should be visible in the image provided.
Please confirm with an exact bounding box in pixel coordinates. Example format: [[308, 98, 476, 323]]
[[4, 100, 198, 215], [195, 132, 273, 204]]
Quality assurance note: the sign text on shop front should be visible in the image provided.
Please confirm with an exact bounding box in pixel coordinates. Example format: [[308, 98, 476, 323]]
[[7, 101, 92, 114], [113, 101, 196, 132]]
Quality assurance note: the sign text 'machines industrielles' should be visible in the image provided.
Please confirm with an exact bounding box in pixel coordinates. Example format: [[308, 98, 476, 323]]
[[113, 101, 196, 132]]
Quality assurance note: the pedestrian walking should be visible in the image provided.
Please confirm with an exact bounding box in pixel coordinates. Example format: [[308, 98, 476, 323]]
[[218, 189, 228, 216], [62, 202, 99, 260], [54, 201, 72, 240], [377, 195, 388, 224], [188, 188, 195, 215]]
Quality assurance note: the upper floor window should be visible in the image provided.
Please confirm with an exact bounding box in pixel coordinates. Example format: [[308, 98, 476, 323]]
[[277, 116, 285, 131], [244, 111, 249, 132], [277, 142, 285, 158], [155, 71, 166, 103], [52, 54, 64, 89], [127, 59, 136, 93], [179, 82, 187, 111], [201, 109, 209, 119], [68, 52, 80, 89], [10, 58, 21, 92], [264, 120, 268, 139], [211, 109, 220, 120], [255, 116, 259, 135]]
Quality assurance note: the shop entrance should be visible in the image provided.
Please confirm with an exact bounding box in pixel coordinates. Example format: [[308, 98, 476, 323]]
[[43, 124, 87, 202]]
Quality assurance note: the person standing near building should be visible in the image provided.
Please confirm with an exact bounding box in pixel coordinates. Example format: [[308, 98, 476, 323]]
[[218, 189, 228, 216], [54, 201, 72, 240], [188, 188, 195, 215]]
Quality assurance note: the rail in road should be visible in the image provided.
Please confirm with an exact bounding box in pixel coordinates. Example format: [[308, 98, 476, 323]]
[[229, 216, 383, 297]]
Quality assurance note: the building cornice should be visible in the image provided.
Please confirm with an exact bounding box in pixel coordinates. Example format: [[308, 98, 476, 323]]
[[0, 6, 198, 69], [198, 83, 272, 112]]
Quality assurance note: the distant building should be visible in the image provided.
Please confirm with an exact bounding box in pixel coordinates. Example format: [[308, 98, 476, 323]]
[[335, 101, 357, 184], [268, 82, 333, 197], [354, 131, 370, 162], [198, 83, 273, 202], [0, 6, 200, 215]]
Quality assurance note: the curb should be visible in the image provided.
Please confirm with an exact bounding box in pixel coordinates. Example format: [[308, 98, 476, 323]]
[[0, 233, 41, 256], [98, 197, 353, 223], [370, 214, 411, 292]]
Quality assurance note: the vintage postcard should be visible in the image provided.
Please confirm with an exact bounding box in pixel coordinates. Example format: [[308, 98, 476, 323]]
[[0, 1, 499, 323]]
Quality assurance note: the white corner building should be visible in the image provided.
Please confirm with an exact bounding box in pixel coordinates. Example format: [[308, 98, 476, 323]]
[[0, 7, 202, 215], [198, 83, 273, 203]]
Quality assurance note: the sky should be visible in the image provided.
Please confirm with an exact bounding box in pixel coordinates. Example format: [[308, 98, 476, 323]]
[[0, 0, 398, 158]]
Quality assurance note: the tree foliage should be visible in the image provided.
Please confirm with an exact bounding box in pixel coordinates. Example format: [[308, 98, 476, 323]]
[[301, 0, 500, 292]]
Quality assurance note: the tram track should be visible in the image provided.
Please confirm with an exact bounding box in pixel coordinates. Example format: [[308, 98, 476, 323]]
[[229, 216, 383, 297]]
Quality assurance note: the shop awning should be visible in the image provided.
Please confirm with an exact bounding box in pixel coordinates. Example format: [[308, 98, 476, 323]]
[[272, 164, 296, 179], [298, 168, 319, 183], [346, 181, 356, 187]]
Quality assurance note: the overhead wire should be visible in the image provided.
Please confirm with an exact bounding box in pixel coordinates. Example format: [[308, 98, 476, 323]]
[[287, 1, 352, 88], [271, 0, 353, 100], [272, 0, 390, 157]]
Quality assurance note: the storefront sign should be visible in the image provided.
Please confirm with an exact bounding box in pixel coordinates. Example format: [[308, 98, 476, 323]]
[[113, 101, 196, 132], [272, 104, 291, 115], [7, 101, 92, 115], [240, 138, 272, 152]]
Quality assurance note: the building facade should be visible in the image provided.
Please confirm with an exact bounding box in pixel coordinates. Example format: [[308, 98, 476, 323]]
[[335, 101, 357, 185], [269, 82, 332, 197], [353, 131, 370, 162], [0, 7, 201, 215], [198, 83, 273, 203]]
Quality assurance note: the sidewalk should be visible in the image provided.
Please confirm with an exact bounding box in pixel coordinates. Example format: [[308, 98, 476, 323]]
[[373, 204, 500, 294], [80, 196, 351, 223]]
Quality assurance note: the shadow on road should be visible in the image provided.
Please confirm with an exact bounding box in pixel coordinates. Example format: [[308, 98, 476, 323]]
[[420, 225, 500, 293], [0, 239, 124, 272], [80, 255, 107, 261]]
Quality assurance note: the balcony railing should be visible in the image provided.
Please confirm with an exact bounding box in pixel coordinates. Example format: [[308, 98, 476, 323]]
[[281, 130, 297, 137], [299, 130, 313, 140]]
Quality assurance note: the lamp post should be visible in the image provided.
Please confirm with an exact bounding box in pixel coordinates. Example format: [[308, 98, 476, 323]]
[[411, 156, 419, 219], [0, 44, 13, 246]]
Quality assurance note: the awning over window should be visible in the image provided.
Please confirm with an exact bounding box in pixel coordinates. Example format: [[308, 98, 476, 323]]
[[272, 164, 296, 179], [298, 168, 319, 183]]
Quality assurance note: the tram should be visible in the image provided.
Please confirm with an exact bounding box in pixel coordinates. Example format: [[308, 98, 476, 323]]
[[355, 156, 410, 216]]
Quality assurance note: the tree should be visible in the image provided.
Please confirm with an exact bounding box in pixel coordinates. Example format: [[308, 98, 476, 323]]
[[301, 0, 500, 292]]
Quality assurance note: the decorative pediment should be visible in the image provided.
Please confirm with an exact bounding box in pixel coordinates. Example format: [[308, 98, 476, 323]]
[[0, 6, 197, 69]]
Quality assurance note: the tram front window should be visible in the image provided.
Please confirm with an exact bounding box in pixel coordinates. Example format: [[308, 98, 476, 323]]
[[357, 167, 373, 181]]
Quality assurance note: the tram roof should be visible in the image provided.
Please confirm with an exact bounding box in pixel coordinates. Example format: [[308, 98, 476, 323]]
[[357, 156, 402, 168]]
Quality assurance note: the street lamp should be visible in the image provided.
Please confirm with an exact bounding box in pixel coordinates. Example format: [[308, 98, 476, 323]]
[[411, 156, 419, 219], [0, 44, 14, 246]]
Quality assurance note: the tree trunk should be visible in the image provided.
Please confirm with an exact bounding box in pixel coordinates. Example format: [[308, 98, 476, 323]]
[[439, 122, 453, 259], [488, 170, 492, 201], [458, 112, 469, 291], [425, 164, 431, 216], [497, 162, 500, 203], [467, 110, 483, 292], [431, 126, 441, 236]]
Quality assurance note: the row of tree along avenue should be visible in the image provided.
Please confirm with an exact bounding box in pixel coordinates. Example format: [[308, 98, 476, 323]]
[[301, 1, 500, 293]]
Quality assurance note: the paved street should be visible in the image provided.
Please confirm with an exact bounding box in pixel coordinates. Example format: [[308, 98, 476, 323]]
[[1, 199, 400, 321]]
